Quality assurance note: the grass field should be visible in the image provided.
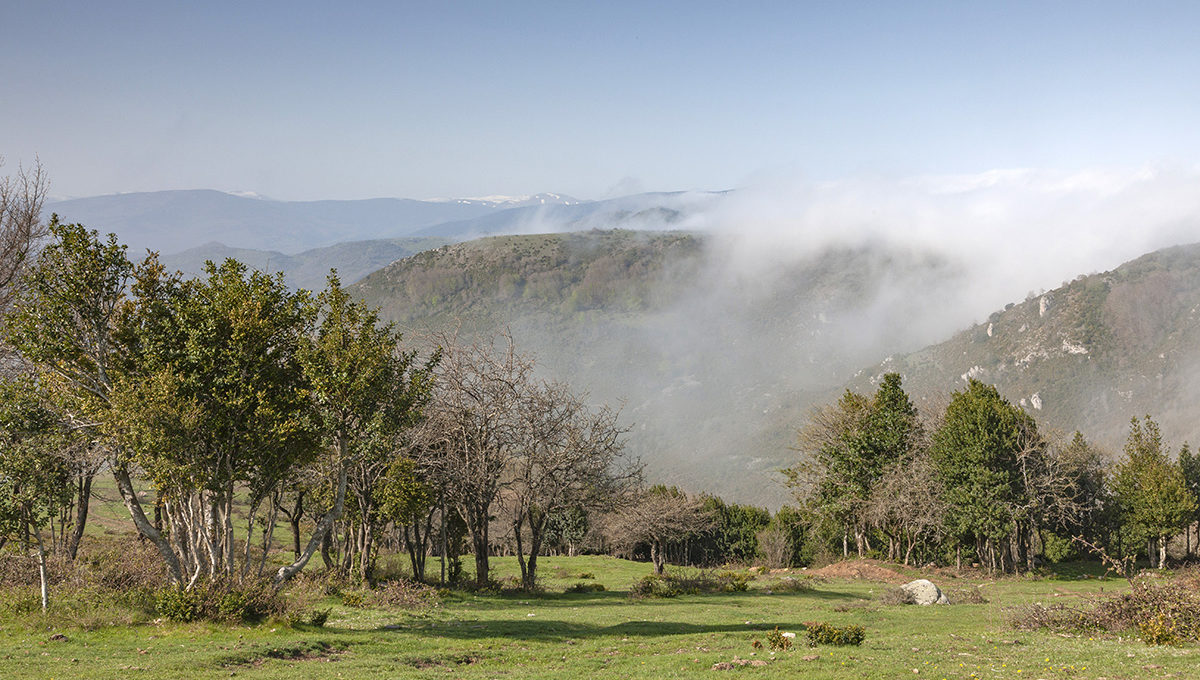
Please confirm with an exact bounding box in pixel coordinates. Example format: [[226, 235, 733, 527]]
[[0, 555, 1196, 679]]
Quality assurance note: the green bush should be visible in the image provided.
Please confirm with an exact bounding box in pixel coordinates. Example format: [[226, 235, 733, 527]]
[[155, 580, 291, 623], [341, 590, 368, 608], [1041, 531, 1077, 564], [630, 574, 678, 599], [805, 621, 866, 647], [155, 587, 204, 622], [565, 582, 606, 593]]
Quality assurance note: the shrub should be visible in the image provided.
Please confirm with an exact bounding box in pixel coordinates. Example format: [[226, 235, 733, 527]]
[[877, 587, 914, 606], [949, 586, 989, 604], [341, 590, 368, 608], [629, 570, 755, 599], [373, 579, 441, 610], [1009, 577, 1200, 645], [805, 622, 866, 647], [155, 587, 204, 622], [630, 574, 678, 599], [565, 582, 606, 594], [765, 626, 793, 651], [155, 580, 291, 623]]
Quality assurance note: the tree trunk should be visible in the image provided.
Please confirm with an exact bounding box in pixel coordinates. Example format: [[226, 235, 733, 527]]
[[471, 530, 490, 587], [275, 463, 348, 585], [290, 493, 304, 559], [66, 472, 93, 561], [113, 464, 184, 585], [34, 526, 49, 612], [1159, 534, 1168, 569]]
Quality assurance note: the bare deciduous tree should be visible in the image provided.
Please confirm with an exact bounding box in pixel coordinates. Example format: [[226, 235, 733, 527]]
[[0, 157, 49, 317], [417, 331, 530, 588], [605, 486, 712, 574], [506, 380, 640, 589]]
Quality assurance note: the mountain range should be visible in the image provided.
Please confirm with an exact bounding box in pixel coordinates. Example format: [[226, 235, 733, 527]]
[[44, 189, 716, 257]]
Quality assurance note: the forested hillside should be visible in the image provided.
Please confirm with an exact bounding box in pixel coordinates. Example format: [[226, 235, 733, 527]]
[[858, 243, 1200, 453], [353, 230, 965, 505]]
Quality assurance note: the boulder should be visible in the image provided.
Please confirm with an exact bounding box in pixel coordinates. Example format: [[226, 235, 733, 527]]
[[901, 579, 949, 605]]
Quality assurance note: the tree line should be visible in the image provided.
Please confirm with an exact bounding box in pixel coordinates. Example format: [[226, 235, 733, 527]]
[[0, 216, 645, 606], [786, 373, 1199, 574]]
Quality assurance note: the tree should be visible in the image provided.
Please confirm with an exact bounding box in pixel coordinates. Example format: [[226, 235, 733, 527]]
[[418, 332, 528, 588], [864, 447, 947, 566], [606, 485, 712, 574], [930, 379, 1041, 573], [0, 157, 49, 316], [287, 273, 436, 583], [1111, 416, 1196, 568], [3, 220, 171, 575], [111, 258, 317, 584], [1178, 443, 1200, 558], [506, 380, 639, 589], [784, 373, 920, 558], [376, 455, 436, 581], [545, 506, 590, 557], [0, 377, 73, 610]]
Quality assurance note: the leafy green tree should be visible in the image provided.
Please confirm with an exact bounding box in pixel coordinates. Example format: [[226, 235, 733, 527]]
[[284, 272, 435, 583], [930, 379, 1040, 573], [1111, 416, 1196, 568], [697, 496, 770, 565], [545, 506, 590, 557], [785, 373, 920, 558], [3, 220, 184, 578], [0, 377, 72, 610], [1178, 442, 1200, 558], [112, 258, 317, 583], [376, 456, 435, 581]]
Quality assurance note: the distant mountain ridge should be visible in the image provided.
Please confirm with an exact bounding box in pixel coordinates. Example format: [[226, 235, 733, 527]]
[[45, 189, 582, 255], [160, 236, 448, 291], [45, 189, 716, 257]]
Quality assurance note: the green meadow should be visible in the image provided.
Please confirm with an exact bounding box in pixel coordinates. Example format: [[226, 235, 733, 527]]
[[2, 555, 1195, 680]]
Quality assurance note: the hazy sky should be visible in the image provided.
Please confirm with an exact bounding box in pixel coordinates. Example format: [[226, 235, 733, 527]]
[[4, 1, 1199, 200]]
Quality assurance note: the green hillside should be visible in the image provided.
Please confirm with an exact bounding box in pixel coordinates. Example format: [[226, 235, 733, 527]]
[[353, 230, 964, 505], [858, 242, 1200, 453]]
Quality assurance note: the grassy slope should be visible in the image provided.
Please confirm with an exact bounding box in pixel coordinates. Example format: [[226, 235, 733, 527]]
[[857, 242, 1200, 452], [1, 556, 1195, 679]]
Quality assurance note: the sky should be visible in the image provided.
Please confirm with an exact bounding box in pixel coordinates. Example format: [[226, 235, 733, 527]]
[[3, 1, 1200, 201]]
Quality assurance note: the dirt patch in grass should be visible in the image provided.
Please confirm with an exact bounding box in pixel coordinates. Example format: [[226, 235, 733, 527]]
[[809, 559, 907, 582], [405, 654, 480, 669], [219, 640, 346, 668]]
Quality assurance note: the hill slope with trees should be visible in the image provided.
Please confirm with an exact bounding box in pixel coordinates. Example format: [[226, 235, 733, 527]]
[[352, 230, 966, 505], [856, 242, 1200, 454]]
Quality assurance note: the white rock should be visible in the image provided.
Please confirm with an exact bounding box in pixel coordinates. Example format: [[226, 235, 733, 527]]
[[900, 579, 950, 606]]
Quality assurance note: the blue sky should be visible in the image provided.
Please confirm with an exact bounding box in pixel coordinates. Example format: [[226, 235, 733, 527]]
[[4, 1, 1199, 200]]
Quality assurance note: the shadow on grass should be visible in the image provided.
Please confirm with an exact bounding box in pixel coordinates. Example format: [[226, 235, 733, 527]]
[[355, 617, 812, 641], [447, 587, 862, 612]]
